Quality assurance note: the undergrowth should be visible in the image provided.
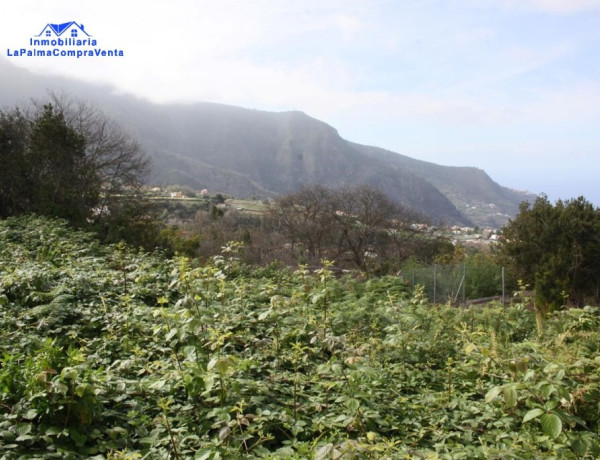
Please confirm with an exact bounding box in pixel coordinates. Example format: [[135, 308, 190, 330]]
[[0, 216, 599, 459]]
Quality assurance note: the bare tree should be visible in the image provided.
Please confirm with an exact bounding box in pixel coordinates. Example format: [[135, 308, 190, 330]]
[[273, 185, 335, 264], [328, 185, 399, 270], [272, 184, 427, 271]]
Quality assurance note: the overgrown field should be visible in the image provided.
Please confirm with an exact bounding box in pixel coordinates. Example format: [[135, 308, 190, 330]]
[[1, 216, 599, 459]]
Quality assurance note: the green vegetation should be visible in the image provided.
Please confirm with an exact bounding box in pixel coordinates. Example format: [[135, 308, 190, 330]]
[[1, 94, 599, 458], [498, 195, 600, 311], [1, 215, 600, 458], [404, 251, 512, 304], [0, 95, 150, 237], [227, 199, 269, 214]]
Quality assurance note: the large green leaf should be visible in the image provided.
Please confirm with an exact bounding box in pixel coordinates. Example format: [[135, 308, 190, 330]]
[[522, 408, 544, 423], [15, 424, 31, 436], [541, 413, 562, 439]]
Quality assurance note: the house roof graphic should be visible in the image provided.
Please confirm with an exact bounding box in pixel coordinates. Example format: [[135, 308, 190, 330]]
[[36, 21, 91, 37]]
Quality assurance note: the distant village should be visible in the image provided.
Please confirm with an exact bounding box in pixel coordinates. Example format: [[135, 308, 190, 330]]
[[145, 185, 504, 249], [447, 225, 501, 247]]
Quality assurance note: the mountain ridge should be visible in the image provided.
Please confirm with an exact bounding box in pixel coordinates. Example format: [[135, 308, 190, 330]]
[[0, 58, 536, 226]]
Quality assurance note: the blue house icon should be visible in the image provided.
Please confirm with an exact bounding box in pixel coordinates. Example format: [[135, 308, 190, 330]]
[[36, 21, 91, 39]]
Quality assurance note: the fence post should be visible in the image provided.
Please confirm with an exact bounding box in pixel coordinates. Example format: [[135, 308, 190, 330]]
[[502, 266, 505, 305], [433, 264, 437, 303], [463, 263, 466, 303]]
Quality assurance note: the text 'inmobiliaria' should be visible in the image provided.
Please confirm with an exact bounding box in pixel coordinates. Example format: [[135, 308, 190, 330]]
[[6, 21, 125, 58]]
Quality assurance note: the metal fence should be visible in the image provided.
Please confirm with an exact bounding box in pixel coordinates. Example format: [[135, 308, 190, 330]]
[[401, 263, 507, 305]]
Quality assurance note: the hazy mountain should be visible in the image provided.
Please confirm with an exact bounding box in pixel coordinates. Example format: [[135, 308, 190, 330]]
[[356, 145, 534, 228], [0, 58, 535, 226]]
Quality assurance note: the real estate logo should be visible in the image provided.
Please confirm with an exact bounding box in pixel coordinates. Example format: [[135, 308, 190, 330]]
[[6, 21, 125, 58]]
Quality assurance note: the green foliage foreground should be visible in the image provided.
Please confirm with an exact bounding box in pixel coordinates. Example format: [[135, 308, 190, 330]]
[[1, 216, 599, 459]]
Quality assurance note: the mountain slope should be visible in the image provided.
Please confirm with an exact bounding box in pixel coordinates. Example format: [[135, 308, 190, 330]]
[[129, 103, 469, 224], [356, 145, 533, 227], [0, 58, 534, 226]]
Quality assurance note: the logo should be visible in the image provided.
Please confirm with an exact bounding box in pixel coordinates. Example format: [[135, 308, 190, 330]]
[[6, 21, 125, 58]]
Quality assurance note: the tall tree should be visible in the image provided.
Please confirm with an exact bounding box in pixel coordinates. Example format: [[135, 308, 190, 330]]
[[0, 95, 150, 227], [26, 104, 90, 221], [0, 109, 30, 216], [498, 195, 600, 310]]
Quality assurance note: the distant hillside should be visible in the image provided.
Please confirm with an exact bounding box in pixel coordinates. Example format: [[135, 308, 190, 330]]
[[356, 145, 534, 227], [130, 103, 469, 225], [0, 58, 535, 226]]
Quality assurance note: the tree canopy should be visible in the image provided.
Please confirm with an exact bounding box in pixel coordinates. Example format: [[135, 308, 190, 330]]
[[498, 195, 600, 310], [0, 95, 149, 226]]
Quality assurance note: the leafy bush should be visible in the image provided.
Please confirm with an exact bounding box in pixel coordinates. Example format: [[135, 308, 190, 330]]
[[1, 215, 600, 458]]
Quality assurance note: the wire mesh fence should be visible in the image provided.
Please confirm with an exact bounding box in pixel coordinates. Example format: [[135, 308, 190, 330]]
[[401, 263, 507, 305]]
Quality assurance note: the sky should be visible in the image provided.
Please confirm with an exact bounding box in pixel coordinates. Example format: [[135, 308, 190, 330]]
[[1, 0, 600, 204]]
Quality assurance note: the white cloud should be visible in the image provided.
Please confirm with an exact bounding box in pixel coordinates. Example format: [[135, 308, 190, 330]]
[[493, 0, 600, 13], [522, 82, 600, 123]]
